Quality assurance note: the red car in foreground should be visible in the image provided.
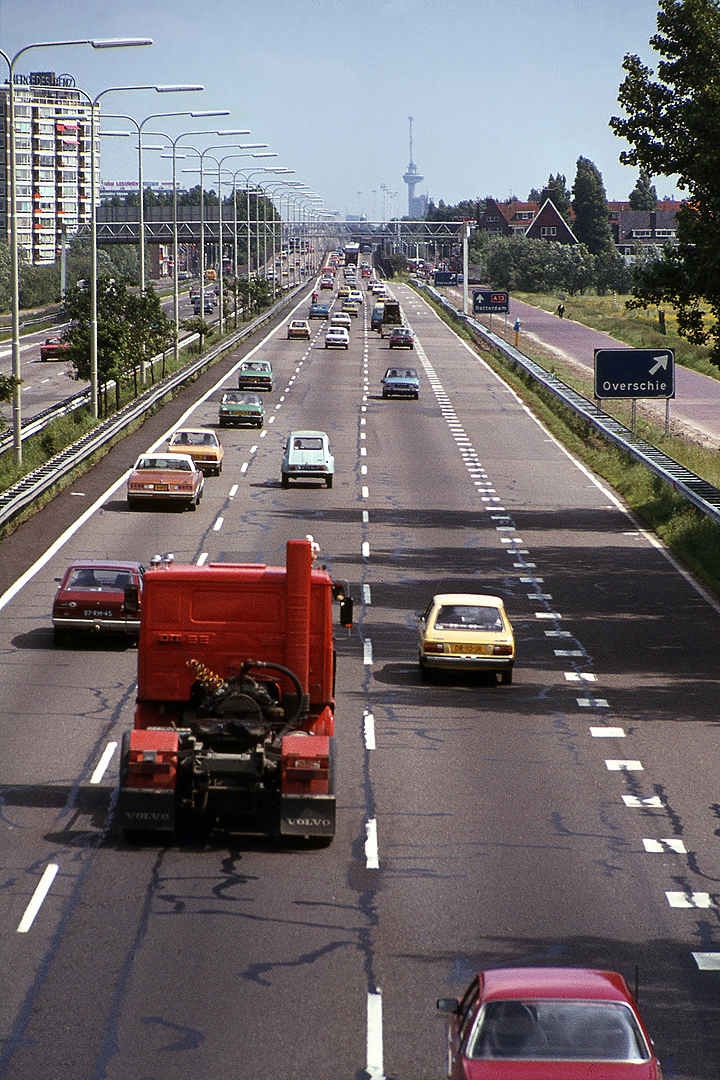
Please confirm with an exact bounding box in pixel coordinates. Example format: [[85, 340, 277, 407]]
[[437, 968, 662, 1079], [52, 560, 144, 646]]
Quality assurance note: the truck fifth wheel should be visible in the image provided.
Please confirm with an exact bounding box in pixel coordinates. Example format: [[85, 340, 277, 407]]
[[118, 538, 352, 844]]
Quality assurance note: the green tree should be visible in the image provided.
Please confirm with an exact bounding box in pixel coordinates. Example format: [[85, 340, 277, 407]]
[[610, 0, 720, 362], [628, 169, 658, 210], [62, 276, 173, 413], [571, 157, 615, 256], [545, 174, 573, 223]]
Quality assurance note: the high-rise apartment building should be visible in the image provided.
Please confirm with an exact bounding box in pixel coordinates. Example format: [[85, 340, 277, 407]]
[[0, 72, 98, 264]]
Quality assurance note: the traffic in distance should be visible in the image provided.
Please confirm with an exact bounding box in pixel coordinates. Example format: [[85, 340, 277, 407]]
[[0, 242, 717, 1080]]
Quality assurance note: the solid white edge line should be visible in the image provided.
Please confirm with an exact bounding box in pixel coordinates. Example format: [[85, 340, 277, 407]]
[[90, 741, 117, 784], [17, 863, 59, 933], [366, 990, 384, 1079]]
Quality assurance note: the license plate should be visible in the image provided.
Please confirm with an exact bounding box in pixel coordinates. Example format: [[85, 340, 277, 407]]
[[451, 643, 488, 654], [83, 609, 114, 618], [154, 483, 169, 491]]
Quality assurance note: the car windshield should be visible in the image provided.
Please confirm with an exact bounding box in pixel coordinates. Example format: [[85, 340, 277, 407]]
[[469, 1000, 649, 1062], [137, 457, 192, 471], [293, 437, 323, 450], [433, 604, 503, 631], [67, 568, 131, 592]]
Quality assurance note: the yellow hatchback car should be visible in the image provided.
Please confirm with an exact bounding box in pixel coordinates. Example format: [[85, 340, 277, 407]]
[[418, 593, 515, 684]]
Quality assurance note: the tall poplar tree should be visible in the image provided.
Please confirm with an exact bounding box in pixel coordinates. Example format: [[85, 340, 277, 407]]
[[571, 157, 614, 256], [610, 0, 720, 363]]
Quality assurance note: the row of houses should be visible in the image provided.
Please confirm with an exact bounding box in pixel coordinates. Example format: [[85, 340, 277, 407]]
[[477, 193, 682, 259]]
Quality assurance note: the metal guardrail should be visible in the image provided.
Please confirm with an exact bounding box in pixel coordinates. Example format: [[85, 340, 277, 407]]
[[420, 283, 720, 529], [0, 287, 301, 532]]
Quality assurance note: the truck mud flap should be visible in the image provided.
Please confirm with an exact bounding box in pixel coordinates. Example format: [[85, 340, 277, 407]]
[[119, 787, 176, 833], [280, 794, 336, 838]]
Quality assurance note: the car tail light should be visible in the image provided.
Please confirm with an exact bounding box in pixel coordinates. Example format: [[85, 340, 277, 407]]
[[423, 641, 445, 654], [493, 644, 513, 656]]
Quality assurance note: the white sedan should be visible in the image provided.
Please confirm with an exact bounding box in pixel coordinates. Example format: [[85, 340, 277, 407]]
[[324, 326, 350, 349]]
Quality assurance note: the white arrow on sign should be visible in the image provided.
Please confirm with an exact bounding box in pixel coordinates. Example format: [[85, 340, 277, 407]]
[[649, 354, 669, 375]]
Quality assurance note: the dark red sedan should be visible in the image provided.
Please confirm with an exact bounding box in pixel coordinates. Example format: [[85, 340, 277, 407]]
[[52, 560, 144, 646], [437, 967, 662, 1078]]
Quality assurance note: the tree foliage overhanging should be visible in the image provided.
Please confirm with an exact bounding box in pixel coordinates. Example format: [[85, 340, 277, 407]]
[[610, 0, 720, 364]]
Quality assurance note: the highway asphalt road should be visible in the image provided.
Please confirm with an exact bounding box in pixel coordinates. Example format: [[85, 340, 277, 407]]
[[0, 277, 719, 1078]]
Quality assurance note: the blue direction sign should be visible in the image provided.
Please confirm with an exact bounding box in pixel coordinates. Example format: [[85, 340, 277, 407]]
[[473, 290, 509, 314], [594, 348, 675, 399]]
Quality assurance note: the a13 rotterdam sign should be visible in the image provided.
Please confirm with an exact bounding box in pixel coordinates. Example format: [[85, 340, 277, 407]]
[[594, 348, 675, 399]]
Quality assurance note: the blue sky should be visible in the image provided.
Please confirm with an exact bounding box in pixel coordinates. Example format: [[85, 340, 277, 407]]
[[0, 0, 680, 217]]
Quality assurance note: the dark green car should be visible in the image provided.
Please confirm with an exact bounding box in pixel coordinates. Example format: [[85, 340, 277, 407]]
[[218, 391, 264, 428]]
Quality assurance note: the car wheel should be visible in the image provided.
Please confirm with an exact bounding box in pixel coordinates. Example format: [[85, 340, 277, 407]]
[[419, 658, 432, 683], [219, 418, 226, 427], [382, 389, 388, 399], [326, 475, 333, 489], [127, 498, 138, 511], [53, 626, 68, 648], [413, 392, 419, 399], [281, 474, 289, 488], [500, 669, 513, 685]]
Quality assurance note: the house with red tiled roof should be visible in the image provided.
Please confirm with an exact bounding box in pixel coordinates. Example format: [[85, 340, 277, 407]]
[[477, 197, 539, 238]]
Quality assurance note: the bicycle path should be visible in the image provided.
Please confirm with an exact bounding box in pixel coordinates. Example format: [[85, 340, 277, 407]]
[[442, 286, 720, 449]]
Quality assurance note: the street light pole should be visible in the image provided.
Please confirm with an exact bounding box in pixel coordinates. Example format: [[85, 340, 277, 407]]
[[0, 35, 152, 464], [79, 83, 209, 419]]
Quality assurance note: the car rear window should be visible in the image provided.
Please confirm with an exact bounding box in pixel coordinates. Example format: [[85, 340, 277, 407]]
[[434, 605, 503, 631], [469, 1000, 649, 1062], [293, 437, 323, 450], [67, 568, 131, 592]]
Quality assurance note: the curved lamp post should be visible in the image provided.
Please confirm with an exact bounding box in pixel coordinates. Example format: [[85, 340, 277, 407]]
[[0, 35, 152, 463]]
